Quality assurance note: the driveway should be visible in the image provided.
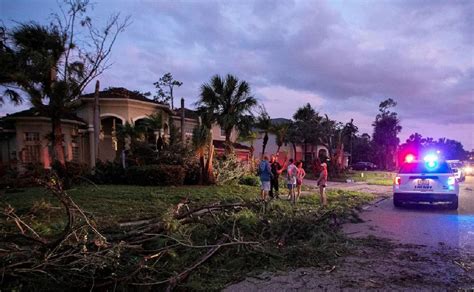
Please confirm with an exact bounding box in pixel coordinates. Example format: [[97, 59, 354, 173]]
[[344, 176, 474, 251]]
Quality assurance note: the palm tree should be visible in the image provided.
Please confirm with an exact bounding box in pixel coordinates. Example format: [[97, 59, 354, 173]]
[[257, 105, 271, 159], [116, 122, 143, 151], [143, 112, 163, 149], [192, 124, 212, 184], [1, 2, 129, 166], [3, 24, 72, 165], [196, 74, 257, 153], [272, 122, 290, 154]]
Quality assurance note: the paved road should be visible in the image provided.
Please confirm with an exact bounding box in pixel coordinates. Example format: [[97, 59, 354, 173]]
[[343, 176, 474, 251]]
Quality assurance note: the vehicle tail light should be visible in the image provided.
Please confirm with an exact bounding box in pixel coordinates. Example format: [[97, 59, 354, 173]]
[[395, 176, 401, 185], [448, 176, 455, 185]]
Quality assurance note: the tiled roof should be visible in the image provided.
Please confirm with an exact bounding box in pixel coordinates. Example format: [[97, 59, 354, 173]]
[[81, 87, 166, 105], [2, 108, 86, 124]]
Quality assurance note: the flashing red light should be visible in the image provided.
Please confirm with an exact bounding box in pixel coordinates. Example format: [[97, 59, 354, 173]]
[[395, 176, 401, 185], [405, 154, 415, 163]]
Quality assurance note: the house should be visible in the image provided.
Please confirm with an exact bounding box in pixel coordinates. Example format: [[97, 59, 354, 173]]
[[0, 87, 250, 170], [247, 118, 329, 165]]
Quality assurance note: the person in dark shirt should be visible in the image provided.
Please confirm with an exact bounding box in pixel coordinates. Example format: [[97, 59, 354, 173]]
[[270, 154, 286, 199]]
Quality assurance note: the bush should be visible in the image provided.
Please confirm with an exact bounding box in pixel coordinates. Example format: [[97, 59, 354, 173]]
[[91, 161, 126, 184], [239, 175, 259, 186], [130, 142, 157, 165], [52, 161, 89, 188], [183, 159, 201, 185], [0, 163, 48, 189], [127, 164, 185, 186]]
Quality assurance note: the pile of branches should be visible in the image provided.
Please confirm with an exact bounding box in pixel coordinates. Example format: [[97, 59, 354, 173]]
[[0, 175, 353, 291]]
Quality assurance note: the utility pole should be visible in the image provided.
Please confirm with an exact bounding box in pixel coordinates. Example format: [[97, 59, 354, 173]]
[[180, 98, 185, 143]]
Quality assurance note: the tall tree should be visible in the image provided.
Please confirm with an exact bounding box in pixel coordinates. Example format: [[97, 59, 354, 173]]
[[153, 72, 182, 109], [291, 103, 322, 160], [351, 133, 374, 163], [0, 0, 130, 166], [372, 98, 402, 170], [256, 105, 271, 158], [196, 74, 257, 153], [192, 124, 212, 184], [399, 133, 467, 161], [342, 119, 358, 165], [272, 121, 290, 154]]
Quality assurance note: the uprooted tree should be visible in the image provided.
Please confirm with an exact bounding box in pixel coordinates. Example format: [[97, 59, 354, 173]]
[[0, 0, 130, 166]]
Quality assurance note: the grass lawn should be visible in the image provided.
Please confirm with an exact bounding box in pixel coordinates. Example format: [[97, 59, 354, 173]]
[[1, 184, 374, 291], [338, 171, 395, 186]]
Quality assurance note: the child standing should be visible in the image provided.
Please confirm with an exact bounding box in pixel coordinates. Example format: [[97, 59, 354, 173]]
[[295, 161, 306, 201], [316, 162, 328, 207]]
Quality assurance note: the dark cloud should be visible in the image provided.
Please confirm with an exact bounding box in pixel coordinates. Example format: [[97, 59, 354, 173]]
[[1, 0, 472, 148]]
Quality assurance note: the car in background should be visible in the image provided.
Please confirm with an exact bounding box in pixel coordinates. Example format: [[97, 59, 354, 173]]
[[446, 160, 466, 182], [463, 162, 473, 176], [351, 161, 377, 171], [393, 156, 459, 209]]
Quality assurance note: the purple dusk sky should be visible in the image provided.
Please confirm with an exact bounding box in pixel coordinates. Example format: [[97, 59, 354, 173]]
[[1, 0, 473, 149]]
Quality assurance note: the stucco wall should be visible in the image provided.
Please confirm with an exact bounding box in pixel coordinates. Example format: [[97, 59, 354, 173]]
[[12, 118, 84, 167]]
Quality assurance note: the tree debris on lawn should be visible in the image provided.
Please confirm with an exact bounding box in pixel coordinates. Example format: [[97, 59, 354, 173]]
[[0, 175, 372, 291]]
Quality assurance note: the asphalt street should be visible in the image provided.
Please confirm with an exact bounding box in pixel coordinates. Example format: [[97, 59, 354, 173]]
[[343, 176, 474, 251]]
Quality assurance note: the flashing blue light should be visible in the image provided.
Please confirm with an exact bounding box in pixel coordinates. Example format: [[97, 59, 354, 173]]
[[424, 154, 439, 170]]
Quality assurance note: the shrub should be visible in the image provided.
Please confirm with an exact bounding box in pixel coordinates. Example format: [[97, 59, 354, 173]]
[[130, 142, 157, 165], [183, 159, 201, 185], [91, 161, 126, 184], [0, 163, 47, 189], [239, 175, 259, 186], [52, 161, 89, 188], [127, 164, 185, 186]]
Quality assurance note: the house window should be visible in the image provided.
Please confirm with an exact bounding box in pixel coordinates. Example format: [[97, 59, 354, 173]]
[[24, 145, 41, 163], [72, 145, 80, 162], [23, 132, 41, 163], [71, 135, 79, 162], [220, 128, 226, 137], [25, 132, 40, 142]]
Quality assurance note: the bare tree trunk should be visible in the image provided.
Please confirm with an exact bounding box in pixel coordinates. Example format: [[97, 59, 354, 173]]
[[52, 117, 66, 166], [304, 142, 307, 162], [199, 149, 205, 185], [261, 132, 268, 159], [292, 143, 297, 160], [225, 132, 233, 155], [205, 144, 215, 184]]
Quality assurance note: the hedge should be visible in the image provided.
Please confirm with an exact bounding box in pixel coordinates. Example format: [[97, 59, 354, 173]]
[[126, 165, 185, 186]]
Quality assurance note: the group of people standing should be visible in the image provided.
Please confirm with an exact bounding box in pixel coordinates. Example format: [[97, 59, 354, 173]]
[[258, 154, 328, 207]]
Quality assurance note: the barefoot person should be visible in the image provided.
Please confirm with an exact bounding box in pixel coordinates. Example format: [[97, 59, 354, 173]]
[[295, 161, 306, 201], [270, 154, 286, 199], [258, 156, 272, 201], [316, 162, 328, 207], [286, 159, 297, 204]]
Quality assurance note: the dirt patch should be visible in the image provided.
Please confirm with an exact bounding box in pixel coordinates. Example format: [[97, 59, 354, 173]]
[[225, 237, 474, 291]]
